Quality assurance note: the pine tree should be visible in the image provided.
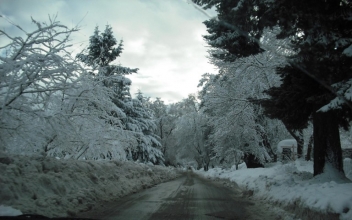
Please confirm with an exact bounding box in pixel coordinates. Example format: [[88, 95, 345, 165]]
[[77, 26, 164, 164], [77, 26, 123, 68], [193, 0, 267, 61], [123, 91, 164, 164]]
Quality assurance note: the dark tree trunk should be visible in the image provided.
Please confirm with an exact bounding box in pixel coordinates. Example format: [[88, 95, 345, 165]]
[[306, 134, 313, 161], [159, 119, 163, 140], [284, 124, 304, 158], [159, 119, 166, 155], [204, 154, 210, 171], [296, 131, 304, 158], [313, 111, 344, 176], [259, 129, 275, 160], [195, 156, 202, 170], [204, 163, 209, 171]]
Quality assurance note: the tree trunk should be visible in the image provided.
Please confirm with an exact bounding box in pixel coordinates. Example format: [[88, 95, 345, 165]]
[[259, 129, 275, 160], [204, 163, 209, 171], [159, 119, 163, 140], [284, 125, 304, 158], [306, 134, 313, 161], [313, 111, 344, 176], [195, 156, 202, 170], [296, 131, 304, 158]]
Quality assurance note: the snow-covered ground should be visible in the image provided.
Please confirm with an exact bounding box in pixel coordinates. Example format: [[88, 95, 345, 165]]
[[196, 158, 352, 220], [0, 154, 179, 217], [2, 154, 351, 219]]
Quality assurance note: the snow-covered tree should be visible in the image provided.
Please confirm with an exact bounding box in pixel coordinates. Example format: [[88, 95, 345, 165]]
[[194, 0, 352, 177], [0, 16, 82, 154], [162, 95, 212, 169], [0, 16, 132, 160], [76, 25, 138, 104], [123, 91, 164, 164], [44, 73, 128, 160], [197, 29, 291, 167], [173, 112, 210, 169], [257, 1, 352, 176], [77, 25, 123, 68], [76, 26, 164, 164], [148, 98, 176, 158]]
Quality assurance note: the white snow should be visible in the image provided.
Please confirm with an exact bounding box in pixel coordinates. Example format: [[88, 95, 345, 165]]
[[344, 158, 352, 180], [343, 44, 352, 57], [196, 159, 352, 220], [277, 139, 297, 154], [0, 154, 179, 218], [0, 205, 22, 216]]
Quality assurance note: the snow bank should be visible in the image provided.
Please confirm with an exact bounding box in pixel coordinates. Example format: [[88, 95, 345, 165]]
[[344, 158, 352, 180], [196, 160, 352, 220], [0, 154, 179, 217], [0, 205, 22, 216]]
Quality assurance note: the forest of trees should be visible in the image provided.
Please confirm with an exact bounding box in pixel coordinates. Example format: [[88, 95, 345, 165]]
[[0, 17, 164, 164], [193, 0, 352, 177], [1, 0, 352, 178]]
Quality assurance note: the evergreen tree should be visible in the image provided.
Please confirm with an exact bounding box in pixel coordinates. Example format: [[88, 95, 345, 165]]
[[77, 25, 138, 124], [77, 26, 164, 164], [77, 25, 137, 91], [193, 0, 266, 61], [77, 26, 123, 68], [194, 0, 352, 176], [125, 91, 164, 165]]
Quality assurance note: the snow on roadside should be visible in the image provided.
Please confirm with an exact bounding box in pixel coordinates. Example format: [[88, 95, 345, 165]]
[[344, 158, 352, 180], [0, 154, 180, 218], [196, 159, 352, 220], [0, 205, 22, 216]]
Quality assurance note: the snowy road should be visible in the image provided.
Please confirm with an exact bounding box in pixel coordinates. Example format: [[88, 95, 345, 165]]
[[78, 171, 282, 220]]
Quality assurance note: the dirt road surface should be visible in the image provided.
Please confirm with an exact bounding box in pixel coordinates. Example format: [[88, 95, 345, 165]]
[[78, 171, 293, 220]]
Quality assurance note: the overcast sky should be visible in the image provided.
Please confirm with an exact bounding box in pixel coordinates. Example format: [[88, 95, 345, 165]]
[[0, 0, 217, 103]]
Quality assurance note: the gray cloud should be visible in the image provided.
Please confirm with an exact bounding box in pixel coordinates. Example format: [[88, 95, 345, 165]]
[[0, 0, 217, 103]]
